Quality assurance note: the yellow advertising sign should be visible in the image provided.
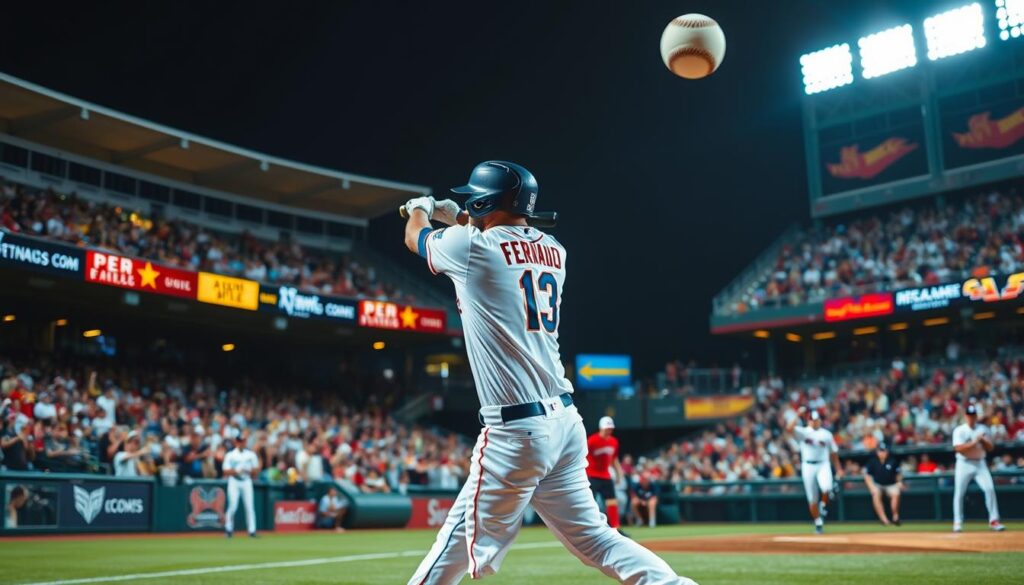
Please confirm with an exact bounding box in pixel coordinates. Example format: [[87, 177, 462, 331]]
[[197, 273, 259, 311], [684, 395, 755, 420]]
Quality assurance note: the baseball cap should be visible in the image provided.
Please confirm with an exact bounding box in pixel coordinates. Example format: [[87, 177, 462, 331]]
[[965, 404, 979, 415], [599, 416, 615, 430], [809, 411, 821, 421]]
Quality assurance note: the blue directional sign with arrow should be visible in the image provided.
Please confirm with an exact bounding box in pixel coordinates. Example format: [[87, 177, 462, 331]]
[[575, 354, 632, 390]]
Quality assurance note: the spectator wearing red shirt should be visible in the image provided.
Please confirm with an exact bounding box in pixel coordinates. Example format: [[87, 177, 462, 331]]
[[586, 416, 623, 530], [917, 453, 938, 474]]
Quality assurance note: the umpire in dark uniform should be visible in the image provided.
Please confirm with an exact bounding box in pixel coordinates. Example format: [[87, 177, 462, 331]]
[[863, 442, 904, 526]]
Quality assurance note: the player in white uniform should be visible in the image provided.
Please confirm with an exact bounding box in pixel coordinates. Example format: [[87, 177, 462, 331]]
[[402, 161, 696, 585], [786, 409, 841, 534], [223, 439, 260, 538], [951, 403, 1005, 533]]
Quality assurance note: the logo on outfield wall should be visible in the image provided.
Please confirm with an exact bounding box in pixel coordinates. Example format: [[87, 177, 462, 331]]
[[73, 486, 105, 525], [826, 138, 918, 180], [953, 107, 1024, 150], [187, 486, 226, 529]]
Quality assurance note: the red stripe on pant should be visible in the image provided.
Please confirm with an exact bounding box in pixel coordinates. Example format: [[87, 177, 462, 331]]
[[469, 427, 490, 579]]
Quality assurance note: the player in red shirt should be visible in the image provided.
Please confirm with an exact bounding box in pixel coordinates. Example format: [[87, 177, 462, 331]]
[[587, 416, 623, 530]]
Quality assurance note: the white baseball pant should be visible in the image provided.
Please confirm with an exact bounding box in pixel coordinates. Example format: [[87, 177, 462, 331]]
[[953, 459, 1000, 525], [407, 401, 694, 585], [225, 475, 256, 534], [801, 461, 833, 504]]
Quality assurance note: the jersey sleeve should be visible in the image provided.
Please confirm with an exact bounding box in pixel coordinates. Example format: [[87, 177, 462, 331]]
[[793, 426, 808, 440], [223, 453, 235, 471], [952, 426, 967, 446], [424, 225, 472, 281], [828, 433, 838, 453]]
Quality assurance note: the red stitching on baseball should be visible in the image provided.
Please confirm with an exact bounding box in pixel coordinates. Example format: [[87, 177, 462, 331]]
[[668, 46, 715, 76], [672, 17, 717, 28]]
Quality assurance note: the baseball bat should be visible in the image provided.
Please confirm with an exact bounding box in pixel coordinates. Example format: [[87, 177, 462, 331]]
[[399, 207, 557, 227]]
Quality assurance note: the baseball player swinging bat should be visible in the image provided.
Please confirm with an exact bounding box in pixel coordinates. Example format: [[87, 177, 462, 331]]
[[400, 160, 696, 585]]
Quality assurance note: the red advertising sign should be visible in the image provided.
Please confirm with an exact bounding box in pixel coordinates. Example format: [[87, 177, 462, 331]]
[[953, 107, 1024, 150], [273, 501, 316, 532], [85, 251, 197, 298], [826, 138, 919, 180], [824, 293, 894, 322], [406, 497, 455, 529], [358, 301, 447, 333]]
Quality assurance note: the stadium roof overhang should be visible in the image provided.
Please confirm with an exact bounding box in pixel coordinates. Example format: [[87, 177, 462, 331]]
[[0, 72, 430, 220]]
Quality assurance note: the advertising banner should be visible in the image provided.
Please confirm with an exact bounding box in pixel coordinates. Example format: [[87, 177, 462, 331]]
[[273, 501, 317, 532], [85, 251, 196, 298], [823, 293, 894, 322], [185, 485, 227, 530], [819, 115, 928, 196], [259, 286, 357, 322], [197, 272, 259, 311], [684, 395, 755, 421], [941, 95, 1024, 170], [358, 301, 447, 333], [894, 272, 1024, 313], [0, 230, 84, 278], [406, 496, 455, 529], [574, 354, 632, 390], [57, 481, 150, 530]]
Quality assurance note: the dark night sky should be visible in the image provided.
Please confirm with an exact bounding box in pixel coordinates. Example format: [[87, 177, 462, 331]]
[[1, 1, 930, 373]]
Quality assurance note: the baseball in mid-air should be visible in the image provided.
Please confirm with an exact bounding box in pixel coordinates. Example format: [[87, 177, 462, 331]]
[[659, 14, 726, 79]]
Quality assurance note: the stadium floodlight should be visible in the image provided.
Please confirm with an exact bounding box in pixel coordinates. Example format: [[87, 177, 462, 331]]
[[996, 0, 1024, 40], [925, 3, 986, 59], [800, 43, 854, 95], [858, 24, 917, 79]]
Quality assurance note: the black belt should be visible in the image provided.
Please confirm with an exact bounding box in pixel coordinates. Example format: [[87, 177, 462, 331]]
[[804, 460, 823, 464], [497, 393, 573, 423]]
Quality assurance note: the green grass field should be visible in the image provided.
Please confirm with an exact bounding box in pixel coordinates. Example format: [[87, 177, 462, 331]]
[[2, 522, 1021, 585]]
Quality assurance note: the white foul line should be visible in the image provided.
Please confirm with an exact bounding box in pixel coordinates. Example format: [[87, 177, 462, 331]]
[[16, 541, 566, 585]]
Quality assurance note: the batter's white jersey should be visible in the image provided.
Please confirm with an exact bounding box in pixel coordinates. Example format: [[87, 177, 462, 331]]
[[425, 224, 572, 407], [223, 448, 259, 480], [952, 423, 988, 462], [793, 426, 837, 462]]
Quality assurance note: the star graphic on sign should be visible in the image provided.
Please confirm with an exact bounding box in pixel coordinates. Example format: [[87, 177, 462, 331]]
[[137, 262, 160, 289], [399, 305, 419, 328]]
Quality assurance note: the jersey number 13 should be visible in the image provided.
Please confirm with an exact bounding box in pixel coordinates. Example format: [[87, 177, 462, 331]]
[[519, 269, 558, 333]]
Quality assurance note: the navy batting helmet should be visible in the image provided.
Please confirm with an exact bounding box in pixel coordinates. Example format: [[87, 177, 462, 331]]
[[451, 161, 557, 226]]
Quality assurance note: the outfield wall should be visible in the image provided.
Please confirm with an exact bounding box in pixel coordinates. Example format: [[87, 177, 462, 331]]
[[2, 471, 1021, 535]]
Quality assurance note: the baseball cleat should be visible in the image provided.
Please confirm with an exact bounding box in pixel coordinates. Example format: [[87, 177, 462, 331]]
[[225, 531, 233, 538], [815, 524, 824, 535], [249, 532, 259, 538], [818, 501, 828, 519], [953, 524, 963, 533], [990, 521, 1006, 532]]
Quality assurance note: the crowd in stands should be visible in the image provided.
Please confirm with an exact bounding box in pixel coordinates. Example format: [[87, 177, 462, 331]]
[[0, 356, 470, 494], [0, 179, 414, 303], [722, 188, 1024, 314], [5, 349, 1024, 497], [629, 356, 1024, 492]]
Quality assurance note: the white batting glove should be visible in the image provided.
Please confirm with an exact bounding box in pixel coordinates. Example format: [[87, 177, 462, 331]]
[[431, 198, 462, 226], [404, 196, 434, 218]]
